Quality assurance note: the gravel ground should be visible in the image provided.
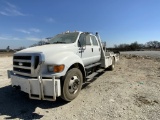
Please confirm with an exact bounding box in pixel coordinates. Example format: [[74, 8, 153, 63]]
[[0, 55, 160, 120], [121, 51, 160, 58]]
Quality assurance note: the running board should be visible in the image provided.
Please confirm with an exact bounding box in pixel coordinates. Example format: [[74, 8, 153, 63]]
[[86, 69, 104, 79], [96, 69, 105, 73], [85, 62, 101, 70], [86, 72, 99, 79]]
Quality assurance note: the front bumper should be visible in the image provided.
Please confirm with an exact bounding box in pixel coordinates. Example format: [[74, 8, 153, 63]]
[[7, 70, 61, 101]]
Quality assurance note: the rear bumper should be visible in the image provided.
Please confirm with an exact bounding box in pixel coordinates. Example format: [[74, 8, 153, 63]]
[[8, 70, 61, 101]]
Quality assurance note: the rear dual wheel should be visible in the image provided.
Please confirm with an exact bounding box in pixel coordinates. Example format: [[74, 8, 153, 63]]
[[108, 57, 115, 70], [61, 68, 83, 101]]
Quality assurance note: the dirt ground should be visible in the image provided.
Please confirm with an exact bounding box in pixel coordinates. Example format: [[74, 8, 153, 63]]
[[121, 51, 160, 58], [0, 54, 160, 120], [0, 52, 14, 57]]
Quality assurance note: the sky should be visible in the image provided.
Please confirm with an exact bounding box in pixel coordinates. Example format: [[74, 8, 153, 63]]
[[0, 0, 160, 49]]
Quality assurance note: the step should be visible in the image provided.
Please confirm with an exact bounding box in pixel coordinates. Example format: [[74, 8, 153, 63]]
[[86, 72, 98, 79], [86, 69, 105, 80], [85, 62, 101, 69], [96, 69, 105, 73]]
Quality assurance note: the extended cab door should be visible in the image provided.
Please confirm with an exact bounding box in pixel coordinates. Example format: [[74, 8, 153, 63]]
[[90, 35, 101, 62], [77, 33, 95, 66]]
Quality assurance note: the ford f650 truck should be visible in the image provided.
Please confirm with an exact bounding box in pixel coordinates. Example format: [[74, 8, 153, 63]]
[[8, 31, 119, 101]]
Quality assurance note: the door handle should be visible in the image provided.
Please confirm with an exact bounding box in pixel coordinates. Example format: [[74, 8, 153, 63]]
[[79, 50, 84, 53], [79, 49, 84, 53], [91, 48, 93, 52]]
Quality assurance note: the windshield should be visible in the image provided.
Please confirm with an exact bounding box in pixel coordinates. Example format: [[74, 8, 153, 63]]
[[49, 32, 79, 44]]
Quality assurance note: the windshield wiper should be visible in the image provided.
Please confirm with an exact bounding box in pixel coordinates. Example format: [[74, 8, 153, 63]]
[[52, 41, 66, 44]]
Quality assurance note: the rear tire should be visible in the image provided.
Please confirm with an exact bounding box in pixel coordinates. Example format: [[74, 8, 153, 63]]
[[108, 57, 115, 70], [61, 68, 83, 101]]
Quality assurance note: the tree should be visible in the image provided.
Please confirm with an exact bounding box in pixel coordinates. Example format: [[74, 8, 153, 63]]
[[19, 46, 26, 50], [129, 41, 140, 50], [6, 46, 10, 52], [146, 41, 160, 49]]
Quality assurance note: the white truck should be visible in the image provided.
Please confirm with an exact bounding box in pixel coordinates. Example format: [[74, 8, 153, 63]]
[[8, 31, 119, 101]]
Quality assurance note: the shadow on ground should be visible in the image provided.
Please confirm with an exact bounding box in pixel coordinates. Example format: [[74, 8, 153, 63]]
[[82, 68, 111, 89], [0, 86, 67, 119], [0, 69, 111, 119]]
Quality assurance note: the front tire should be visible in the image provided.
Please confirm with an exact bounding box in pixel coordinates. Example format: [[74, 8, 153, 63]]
[[61, 68, 83, 101]]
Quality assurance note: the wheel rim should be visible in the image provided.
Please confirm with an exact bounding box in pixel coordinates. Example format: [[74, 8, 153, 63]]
[[68, 76, 80, 94], [112, 58, 115, 68], [112, 63, 115, 68]]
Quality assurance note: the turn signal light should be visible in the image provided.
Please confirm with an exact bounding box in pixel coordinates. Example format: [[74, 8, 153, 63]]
[[54, 65, 65, 73]]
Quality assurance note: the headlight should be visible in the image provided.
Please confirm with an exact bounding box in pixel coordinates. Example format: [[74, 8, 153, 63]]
[[48, 65, 65, 73], [48, 65, 53, 72]]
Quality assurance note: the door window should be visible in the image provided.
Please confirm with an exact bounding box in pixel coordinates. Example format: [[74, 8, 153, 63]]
[[91, 36, 98, 46], [78, 33, 85, 47], [86, 35, 91, 45], [78, 33, 91, 47]]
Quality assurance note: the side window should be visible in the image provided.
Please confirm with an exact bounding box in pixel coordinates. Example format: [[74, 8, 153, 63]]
[[91, 36, 98, 46], [86, 35, 91, 45], [78, 33, 86, 47], [78, 33, 91, 47]]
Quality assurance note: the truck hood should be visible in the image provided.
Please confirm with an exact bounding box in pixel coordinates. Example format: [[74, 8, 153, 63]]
[[16, 44, 76, 54]]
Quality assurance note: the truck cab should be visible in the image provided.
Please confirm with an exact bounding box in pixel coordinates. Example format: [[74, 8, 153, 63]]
[[77, 32, 101, 65], [8, 31, 119, 101]]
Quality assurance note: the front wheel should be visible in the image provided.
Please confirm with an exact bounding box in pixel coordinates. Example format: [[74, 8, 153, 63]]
[[61, 68, 83, 101]]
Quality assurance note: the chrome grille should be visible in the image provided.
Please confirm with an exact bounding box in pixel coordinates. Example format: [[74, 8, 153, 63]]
[[13, 53, 43, 77]]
